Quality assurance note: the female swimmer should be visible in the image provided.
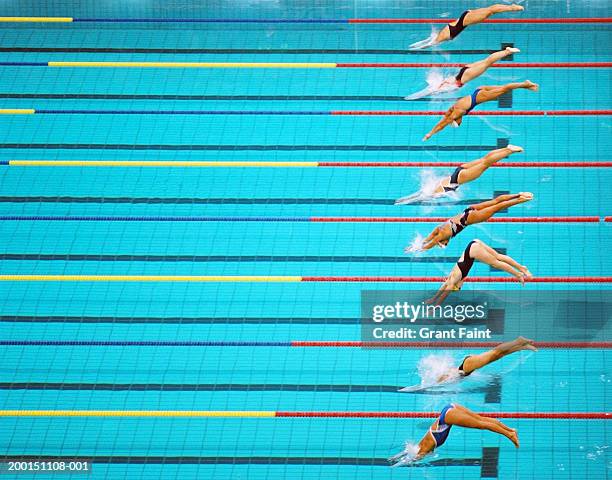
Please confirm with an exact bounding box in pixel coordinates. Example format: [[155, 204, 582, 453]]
[[427, 239, 533, 305], [390, 403, 519, 466], [409, 192, 533, 252], [395, 145, 523, 205], [404, 47, 520, 100], [410, 4, 524, 50], [400, 337, 537, 391], [422, 81, 539, 141]]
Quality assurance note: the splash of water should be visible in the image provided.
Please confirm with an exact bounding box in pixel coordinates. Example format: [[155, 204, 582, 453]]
[[405, 232, 425, 254], [417, 353, 459, 386], [475, 116, 514, 136], [390, 442, 421, 467], [419, 169, 444, 196]]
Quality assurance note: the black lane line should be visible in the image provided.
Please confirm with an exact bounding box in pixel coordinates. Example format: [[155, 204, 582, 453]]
[[0, 93, 455, 102], [0, 196, 486, 206], [0, 47, 494, 55], [0, 315, 490, 325], [0, 143, 499, 152], [0, 455, 481, 468], [0, 382, 498, 395], [487, 309, 506, 335], [481, 447, 500, 478], [0, 383, 397, 392], [0, 254, 459, 263]]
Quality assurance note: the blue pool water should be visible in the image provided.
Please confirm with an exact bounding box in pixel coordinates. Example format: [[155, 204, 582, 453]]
[[0, 1, 611, 479]]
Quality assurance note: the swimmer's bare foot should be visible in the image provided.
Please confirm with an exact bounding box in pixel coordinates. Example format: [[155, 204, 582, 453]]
[[518, 336, 538, 351], [505, 47, 520, 54], [519, 192, 533, 201], [507, 430, 520, 448], [511, 4, 525, 11], [519, 265, 533, 278], [524, 80, 539, 92], [517, 273, 526, 285], [507, 144, 524, 153]]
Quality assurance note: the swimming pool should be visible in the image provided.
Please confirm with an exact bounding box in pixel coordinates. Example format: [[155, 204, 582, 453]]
[[0, 1, 611, 479]]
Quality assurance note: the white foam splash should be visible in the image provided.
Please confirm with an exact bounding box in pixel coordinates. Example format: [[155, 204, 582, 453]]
[[409, 27, 438, 50], [390, 442, 421, 467], [405, 232, 425, 254], [417, 353, 458, 386]]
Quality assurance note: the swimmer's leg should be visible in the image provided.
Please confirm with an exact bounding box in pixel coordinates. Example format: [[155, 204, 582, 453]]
[[457, 146, 522, 184], [467, 193, 533, 223], [475, 240, 532, 278], [450, 405, 519, 442], [477, 80, 539, 103], [444, 404, 519, 447], [463, 4, 524, 26], [461, 337, 537, 373], [460, 47, 519, 84], [470, 243, 525, 281]]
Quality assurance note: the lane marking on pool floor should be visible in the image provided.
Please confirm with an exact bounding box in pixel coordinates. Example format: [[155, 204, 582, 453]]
[[0, 196, 488, 206], [0, 47, 500, 55], [1, 61, 611, 68], [0, 410, 608, 418], [1, 109, 610, 115], [0, 142, 503, 152], [3, 160, 610, 168], [0, 454, 484, 468], [0, 276, 609, 283], [0, 381, 494, 394], [2, 341, 610, 348], [1, 17, 611, 24]]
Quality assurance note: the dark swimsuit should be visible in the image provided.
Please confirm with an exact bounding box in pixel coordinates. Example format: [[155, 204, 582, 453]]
[[458, 356, 474, 376], [447, 11, 470, 39], [455, 66, 468, 86], [448, 207, 473, 237], [456, 240, 476, 279], [443, 166, 464, 192]]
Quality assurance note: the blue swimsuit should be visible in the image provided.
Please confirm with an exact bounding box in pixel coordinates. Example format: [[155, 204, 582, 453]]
[[430, 404, 455, 447], [466, 89, 481, 114]]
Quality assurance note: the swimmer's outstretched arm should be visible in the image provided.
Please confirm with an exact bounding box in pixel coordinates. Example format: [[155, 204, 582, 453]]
[[423, 115, 455, 141], [395, 190, 429, 205], [426, 285, 451, 306], [409, 34, 440, 51]]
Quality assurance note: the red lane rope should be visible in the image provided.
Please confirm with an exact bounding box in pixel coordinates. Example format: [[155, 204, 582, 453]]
[[290, 341, 612, 348], [319, 162, 612, 167], [310, 216, 600, 223], [300, 276, 612, 283], [348, 18, 612, 24], [276, 411, 610, 419], [330, 110, 612, 116], [605, 217, 612, 222], [336, 62, 612, 68]]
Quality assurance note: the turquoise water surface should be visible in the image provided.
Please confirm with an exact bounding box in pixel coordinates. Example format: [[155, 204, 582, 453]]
[[0, 1, 611, 479]]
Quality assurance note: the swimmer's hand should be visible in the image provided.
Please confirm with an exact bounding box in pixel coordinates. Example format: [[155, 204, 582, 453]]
[[422, 133, 431, 141]]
